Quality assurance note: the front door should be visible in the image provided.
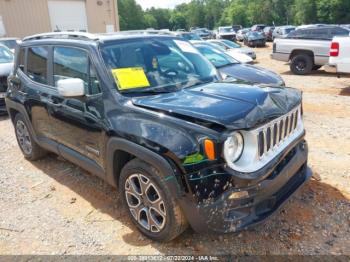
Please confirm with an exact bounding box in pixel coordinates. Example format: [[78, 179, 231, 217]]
[[47, 46, 106, 168]]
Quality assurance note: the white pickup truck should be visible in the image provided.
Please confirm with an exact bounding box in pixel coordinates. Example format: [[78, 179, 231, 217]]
[[271, 25, 350, 75], [325, 36, 350, 74]]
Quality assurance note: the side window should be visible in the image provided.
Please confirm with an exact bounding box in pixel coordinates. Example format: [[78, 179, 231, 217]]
[[53, 47, 100, 95], [27, 47, 48, 84], [331, 27, 349, 37], [287, 30, 301, 38], [17, 47, 25, 71], [309, 29, 329, 40]]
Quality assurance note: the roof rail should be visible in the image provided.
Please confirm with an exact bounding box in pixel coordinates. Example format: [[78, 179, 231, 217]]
[[111, 30, 174, 36], [23, 31, 99, 42]]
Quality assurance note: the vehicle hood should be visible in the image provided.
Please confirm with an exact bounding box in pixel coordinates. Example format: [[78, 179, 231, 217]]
[[219, 64, 284, 86], [131, 83, 301, 130], [226, 51, 253, 63], [0, 62, 13, 76]]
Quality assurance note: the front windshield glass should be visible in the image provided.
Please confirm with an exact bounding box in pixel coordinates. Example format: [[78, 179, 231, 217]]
[[284, 28, 295, 34], [206, 42, 227, 53], [197, 28, 208, 33], [0, 40, 17, 49], [182, 33, 201, 41], [195, 44, 239, 68], [220, 27, 233, 33], [220, 40, 240, 48], [101, 38, 218, 93], [0, 47, 14, 63], [248, 32, 261, 37]]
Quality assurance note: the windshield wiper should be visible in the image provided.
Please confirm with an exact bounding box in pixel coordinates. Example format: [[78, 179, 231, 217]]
[[216, 62, 238, 69], [182, 79, 213, 89], [121, 85, 181, 95]]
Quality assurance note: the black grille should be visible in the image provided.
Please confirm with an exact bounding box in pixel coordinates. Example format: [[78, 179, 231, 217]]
[[258, 107, 301, 158]]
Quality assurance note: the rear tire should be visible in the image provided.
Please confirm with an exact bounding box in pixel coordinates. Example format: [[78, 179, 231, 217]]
[[290, 54, 313, 75], [119, 158, 188, 242], [14, 113, 47, 161]]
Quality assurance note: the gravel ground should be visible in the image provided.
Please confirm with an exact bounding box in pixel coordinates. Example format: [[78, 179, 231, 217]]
[[0, 44, 349, 255]]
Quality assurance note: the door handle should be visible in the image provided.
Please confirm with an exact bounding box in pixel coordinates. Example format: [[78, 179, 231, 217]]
[[46, 99, 62, 108]]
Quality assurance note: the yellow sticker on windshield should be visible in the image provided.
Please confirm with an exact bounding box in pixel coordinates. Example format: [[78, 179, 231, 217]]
[[111, 67, 150, 90]]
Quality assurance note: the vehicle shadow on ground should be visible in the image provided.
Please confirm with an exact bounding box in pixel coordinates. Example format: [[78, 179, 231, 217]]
[[32, 156, 350, 255], [0, 115, 9, 121], [281, 70, 350, 78], [339, 86, 350, 96]]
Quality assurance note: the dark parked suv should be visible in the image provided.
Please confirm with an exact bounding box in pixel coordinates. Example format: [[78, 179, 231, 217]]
[[6, 32, 311, 242]]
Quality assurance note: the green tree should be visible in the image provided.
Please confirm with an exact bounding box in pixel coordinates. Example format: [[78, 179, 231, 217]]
[[293, 0, 318, 24], [117, 0, 145, 30], [170, 12, 187, 30], [144, 14, 157, 29], [116, 0, 350, 31], [145, 8, 171, 29], [220, 0, 248, 26]]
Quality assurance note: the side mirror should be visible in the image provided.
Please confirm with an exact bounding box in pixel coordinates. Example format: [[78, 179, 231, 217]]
[[57, 78, 85, 97]]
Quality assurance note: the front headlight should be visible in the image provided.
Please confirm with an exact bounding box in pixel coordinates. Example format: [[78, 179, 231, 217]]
[[224, 132, 244, 164]]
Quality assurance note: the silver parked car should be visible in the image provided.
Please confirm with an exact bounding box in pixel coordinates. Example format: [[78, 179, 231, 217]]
[[216, 26, 236, 41], [272, 26, 296, 40], [0, 44, 14, 113], [272, 25, 350, 75], [0, 38, 20, 53], [236, 28, 250, 42], [208, 39, 256, 60]]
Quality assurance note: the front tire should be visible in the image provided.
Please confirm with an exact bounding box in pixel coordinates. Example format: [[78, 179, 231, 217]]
[[14, 113, 47, 160], [290, 54, 313, 75], [119, 158, 188, 242]]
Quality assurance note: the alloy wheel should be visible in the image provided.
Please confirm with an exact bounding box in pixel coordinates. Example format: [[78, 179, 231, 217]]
[[125, 174, 167, 233], [295, 59, 306, 72], [16, 120, 32, 155]]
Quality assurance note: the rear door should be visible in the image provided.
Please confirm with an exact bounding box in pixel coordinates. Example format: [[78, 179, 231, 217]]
[[20, 46, 56, 143]]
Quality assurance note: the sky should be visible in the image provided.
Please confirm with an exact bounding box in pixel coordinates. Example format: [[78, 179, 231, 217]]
[[135, 0, 190, 10]]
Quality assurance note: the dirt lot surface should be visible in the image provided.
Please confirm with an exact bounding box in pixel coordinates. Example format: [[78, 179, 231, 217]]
[[0, 44, 349, 255]]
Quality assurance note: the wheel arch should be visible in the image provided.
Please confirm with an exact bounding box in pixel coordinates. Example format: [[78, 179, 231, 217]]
[[106, 137, 184, 199], [289, 49, 314, 62]]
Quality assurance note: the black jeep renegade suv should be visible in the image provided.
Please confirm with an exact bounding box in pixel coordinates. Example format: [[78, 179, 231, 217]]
[[6, 32, 311, 242]]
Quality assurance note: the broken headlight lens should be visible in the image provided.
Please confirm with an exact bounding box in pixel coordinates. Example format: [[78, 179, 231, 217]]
[[224, 132, 244, 164]]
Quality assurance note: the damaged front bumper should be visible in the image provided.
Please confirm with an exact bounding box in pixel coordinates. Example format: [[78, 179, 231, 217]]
[[179, 138, 311, 234]]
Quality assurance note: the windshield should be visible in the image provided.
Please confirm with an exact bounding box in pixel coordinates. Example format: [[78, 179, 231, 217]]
[[0, 46, 14, 63], [0, 40, 17, 50], [248, 32, 261, 37], [195, 44, 239, 68], [101, 38, 218, 93], [199, 28, 208, 32], [181, 33, 201, 41], [220, 40, 240, 48], [220, 27, 233, 33], [284, 28, 295, 34]]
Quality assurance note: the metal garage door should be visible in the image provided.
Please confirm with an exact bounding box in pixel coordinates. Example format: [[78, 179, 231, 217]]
[[48, 0, 88, 32]]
